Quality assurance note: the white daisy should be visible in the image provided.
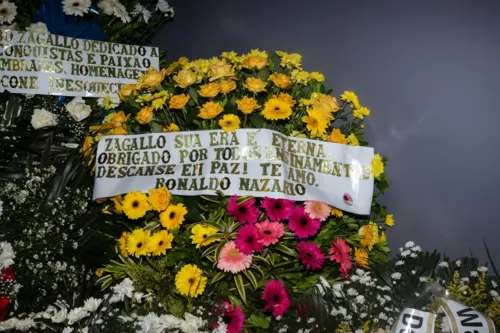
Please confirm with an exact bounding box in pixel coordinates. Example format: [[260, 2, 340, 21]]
[[0, 1, 17, 24], [438, 261, 449, 268], [97, 96, 120, 110], [477, 266, 488, 273], [62, 0, 91, 17], [98, 0, 130, 23], [131, 4, 152, 23]]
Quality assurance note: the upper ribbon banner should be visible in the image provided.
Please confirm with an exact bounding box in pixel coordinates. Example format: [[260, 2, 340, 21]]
[[0, 30, 159, 98]]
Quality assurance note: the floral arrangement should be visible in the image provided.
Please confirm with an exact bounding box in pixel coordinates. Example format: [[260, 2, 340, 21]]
[[0, 241, 19, 322], [74, 50, 395, 332]]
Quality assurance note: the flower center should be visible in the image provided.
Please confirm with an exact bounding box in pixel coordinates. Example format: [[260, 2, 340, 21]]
[[310, 118, 318, 125], [273, 202, 281, 210], [0, 9, 7, 14], [73, 2, 80, 7], [247, 236, 254, 243], [169, 211, 176, 219], [202, 234, 208, 239], [228, 249, 239, 257], [272, 294, 280, 302], [263, 230, 272, 235], [132, 200, 139, 208], [306, 252, 313, 258], [274, 106, 281, 111], [158, 241, 164, 246], [300, 218, 308, 225], [223, 315, 232, 324], [137, 242, 143, 248], [188, 278, 195, 285], [238, 206, 247, 214]]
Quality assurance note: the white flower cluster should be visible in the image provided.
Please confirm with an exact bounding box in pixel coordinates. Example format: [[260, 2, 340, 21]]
[[322, 269, 398, 331], [0, 241, 15, 270], [0, 241, 22, 300], [135, 312, 208, 333]]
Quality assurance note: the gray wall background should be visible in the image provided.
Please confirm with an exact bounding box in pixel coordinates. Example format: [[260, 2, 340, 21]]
[[153, 0, 500, 261]]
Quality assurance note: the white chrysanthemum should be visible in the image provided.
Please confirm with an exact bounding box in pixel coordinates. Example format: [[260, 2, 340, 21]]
[[110, 278, 134, 303], [411, 246, 421, 252], [460, 277, 470, 284], [395, 260, 404, 266], [455, 259, 462, 267], [62, 0, 91, 16], [438, 261, 449, 268], [400, 250, 410, 257], [26, 22, 48, 34], [411, 270, 416, 275], [391, 272, 402, 280], [51, 307, 68, 323], [492, 280, 498, 288], [0, 199, 3, 217], [156, 0, 174, 17], [66, 308, 90, 325], [470, 271, 479, 277], [98, 0, 130, 23], [66, 97, 91, 121], [419, 276, 428, 282], [31, 109, 58, 129], [404, 241, 415, 248], [477, 266, 488, 273], [0, 241, 15, 269], [0, 1, 16, 24], [62, 327, 74, 333], [131, 4, 151, 23], [83, 297, 102, 312], [491, 290, 499, 297]]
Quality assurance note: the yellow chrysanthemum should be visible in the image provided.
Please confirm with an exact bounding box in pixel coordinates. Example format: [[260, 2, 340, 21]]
[[269, 73, 291, 89], [190, 224, 219, 248], [353, 106, 371, 119], [108, 126, 128, 135], [355, 248, 370, 269], [118, 231, 131, 257], [290, 130, 307, 138], [359, 222, 380, 251], [164, 123, 180, 132], [160, 203, 188, 230], [220, 80, 237, 94], [302, 108, 328, 137], [244, 77, 267, 93], [198, 82, 221, 98], [219, 114, 241, 132], [198, 101, 224, 120], [385, 214, 394, 227], [276, 51, 302, 69], [169, 94, 190, 109], [127, 229, 151, 258], [136, 106, 154, 124], [221, 51, 239, 62], [380, 232, 387, 243], [103, 111, 128, 128], [371, 154, 385, 178], [347, 133, 359, 146], [261, 98, 293, 120], [148, 230, 174, 256], [95, 268, 104, 277], [327, 129, 348, 145], [148, 186, 171, 212], [331, 206, 343, 217], [122, 191, 150, 220], [340, 91, 361, 109], [290, 69, 310, 84], [175, 264, 207, 298], [299, 98, 312, 107], [151, 97, 167, 110], [310, 72, 325, 82]]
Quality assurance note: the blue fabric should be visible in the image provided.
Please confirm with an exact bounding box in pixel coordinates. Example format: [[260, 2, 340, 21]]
[[33, 0, 107, 41]]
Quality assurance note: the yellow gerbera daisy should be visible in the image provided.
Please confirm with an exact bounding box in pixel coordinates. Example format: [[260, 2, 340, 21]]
[[301, 108, 328, 137], [148, 230, 174, 256], [327, 129, 348, 145], [175, 264, 207, 298], [126, 229, 151, 258], [190, 224, 219, 248], [371, 154, 385, 178], [261, 98, 292, 120], [160, 203, 188, 230], [122, 191, 150, 220], [118, 231, 131, 257], [110, 195, 124, 213], [218, 114, 241, 132]]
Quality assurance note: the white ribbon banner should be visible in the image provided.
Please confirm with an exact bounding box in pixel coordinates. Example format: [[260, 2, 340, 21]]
[[440, 299, 496, 333], [0, 30, 159, 98], [93, 129, 375, 215], [391, 308, 436, 333]]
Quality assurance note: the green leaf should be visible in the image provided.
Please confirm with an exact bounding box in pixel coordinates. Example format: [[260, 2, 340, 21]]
[[188, 87, 199, 104], [257, 67, 270, 81], [211, 271, 226, 284], [247, 314, 271, 329], [150, 122, 163, 133], [249, 113, 264, 127], [233, 274, 247, 305], [243, 270, 258, 290], [274, 243, 297, 257]]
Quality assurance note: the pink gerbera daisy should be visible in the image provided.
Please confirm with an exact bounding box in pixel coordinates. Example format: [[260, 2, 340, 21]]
[[261, 197, 294, 221], [296, 241, 325, 270], [235, 224, 264, 255], [255, 220, 284, 246], [329, 237, 352, 278], [288, 206, 321, 239], [227, 195, 260, 224], [304, 200, 330, 221], [220, 302, 246, 333], [261, 280, 291, 317], [217, 241, 253, 274]]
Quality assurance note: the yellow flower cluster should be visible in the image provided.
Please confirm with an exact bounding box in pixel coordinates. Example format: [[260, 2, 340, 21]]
[[175, 264, 207, 298], [190, 224, 220, 248], [120, 228, 174, 258]]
